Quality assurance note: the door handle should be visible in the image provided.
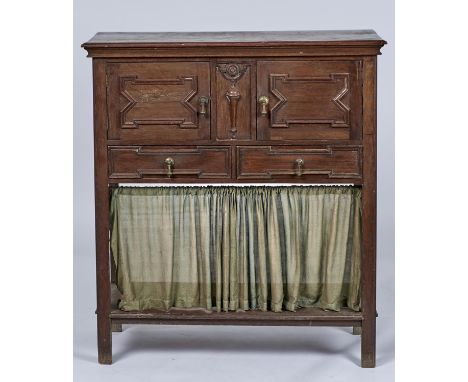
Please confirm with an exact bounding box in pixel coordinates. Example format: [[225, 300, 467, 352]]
[[199, 96, 209, 117], [258, 96, 269, 116]]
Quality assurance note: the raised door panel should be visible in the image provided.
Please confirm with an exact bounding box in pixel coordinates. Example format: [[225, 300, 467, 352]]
[[107, 62, 211, 142], [237, 146, 362, 182], [257, 60, 362, 141], [214, 63, 253, 140], [108, 146, 231, 180]]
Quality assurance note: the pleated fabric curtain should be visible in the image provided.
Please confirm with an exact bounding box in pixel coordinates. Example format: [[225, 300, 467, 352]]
[[110, 186, 362, 313]]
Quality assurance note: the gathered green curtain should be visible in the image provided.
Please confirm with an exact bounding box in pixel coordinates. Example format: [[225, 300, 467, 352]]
[[110, 186, 361, 313]]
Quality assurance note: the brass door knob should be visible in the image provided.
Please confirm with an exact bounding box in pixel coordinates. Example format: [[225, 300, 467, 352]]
[[295, 158, 304, 176], [164, 157, 175, 178], [258, 96, 269, 116]]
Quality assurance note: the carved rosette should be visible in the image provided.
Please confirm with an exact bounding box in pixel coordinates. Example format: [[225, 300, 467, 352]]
[[218, 63, 248, 84], [217, 64, 249, 138]]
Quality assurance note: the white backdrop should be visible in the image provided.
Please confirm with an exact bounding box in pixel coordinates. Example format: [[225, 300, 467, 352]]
[[74, 1, 394, 381]]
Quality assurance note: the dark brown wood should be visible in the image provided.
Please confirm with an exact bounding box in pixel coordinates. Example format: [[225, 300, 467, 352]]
[[106, 62, 211, 142], [82, 31, 386, 58], [360, 56, 378, 368], [108, 146, 231, 180], [83, 30, 384, 367], [93, 59, 112, 365], [257, 60, 362, 141], [107, 176, 364, 185], [237, 145, 362, 180], [215, 63, 252, 140], [110, 307, 362, 326], [83, 30, 385, 46]]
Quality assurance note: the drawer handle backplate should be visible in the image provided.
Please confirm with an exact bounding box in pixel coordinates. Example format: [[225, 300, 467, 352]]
[[295, 158, 304, 176], [164, 157, 175, 178]]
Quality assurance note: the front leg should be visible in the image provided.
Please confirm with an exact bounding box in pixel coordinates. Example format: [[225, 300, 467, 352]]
[[97, 314, 112, 364], [361, 316, 376, 367]]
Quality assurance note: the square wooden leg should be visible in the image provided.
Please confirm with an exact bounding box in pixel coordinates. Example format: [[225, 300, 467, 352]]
[[361, 317, 376, 368], [97, 314, 112, 364]]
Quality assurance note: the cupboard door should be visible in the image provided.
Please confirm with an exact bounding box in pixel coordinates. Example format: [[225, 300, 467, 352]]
[[107, 62, 210, 143], [257, 60, 362, 141]]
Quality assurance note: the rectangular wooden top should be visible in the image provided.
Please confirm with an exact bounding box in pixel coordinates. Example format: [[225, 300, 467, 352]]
[[83, 30, 385, 47], [82, 30, 386, 58]]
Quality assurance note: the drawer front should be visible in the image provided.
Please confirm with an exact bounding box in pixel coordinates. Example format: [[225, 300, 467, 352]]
[[107, 62, 211, 142], [109, 146, 231, 180], [257, 60, 362, 141], [237, 146, 362, 181]]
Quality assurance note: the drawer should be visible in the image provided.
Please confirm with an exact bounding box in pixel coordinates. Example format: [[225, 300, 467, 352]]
[[237, 146, 362, 181], [106, 62, 211, 143], [108, 146, 231, 180], [257, 60, 362, 141]]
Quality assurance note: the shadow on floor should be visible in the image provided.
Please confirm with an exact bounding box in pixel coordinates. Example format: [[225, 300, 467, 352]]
[[109, 326, 362, 366]]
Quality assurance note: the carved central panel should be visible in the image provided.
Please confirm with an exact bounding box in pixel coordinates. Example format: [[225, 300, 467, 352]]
[[269, 73, 350, 128], [119, 75, 199, 129], [215, 63, 252, 140]]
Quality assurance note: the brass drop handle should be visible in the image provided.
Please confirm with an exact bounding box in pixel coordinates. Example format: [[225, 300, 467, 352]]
[[164, 157, 175, 178], [258, 96, 269, 116], [199, 96, 209, 117], [295, 158, 304, 176]]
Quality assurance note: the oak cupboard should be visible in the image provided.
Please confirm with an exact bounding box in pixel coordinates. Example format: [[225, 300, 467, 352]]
[[82, 30, 386, 367]]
